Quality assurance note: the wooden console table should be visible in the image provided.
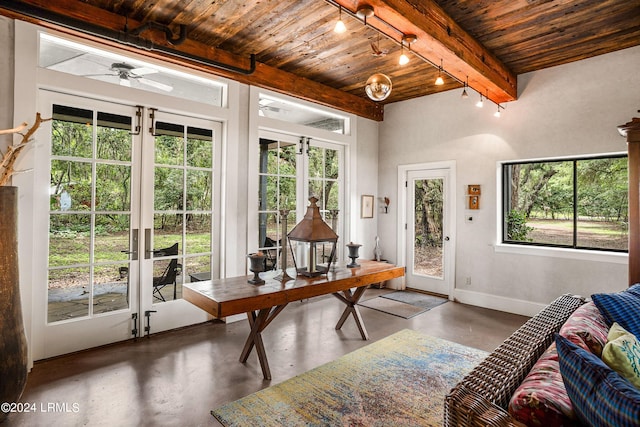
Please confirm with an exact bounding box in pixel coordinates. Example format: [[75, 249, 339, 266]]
[[183, 260, 404, 380]]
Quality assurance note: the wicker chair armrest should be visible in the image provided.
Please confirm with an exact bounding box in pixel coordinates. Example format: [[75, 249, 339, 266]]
[[444, 387, 525, 427], [444, 294, 586, 426]]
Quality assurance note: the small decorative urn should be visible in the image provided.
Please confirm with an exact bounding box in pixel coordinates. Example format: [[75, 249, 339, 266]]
[[248, 252, 266, 285], [346, 242, 362, 268]]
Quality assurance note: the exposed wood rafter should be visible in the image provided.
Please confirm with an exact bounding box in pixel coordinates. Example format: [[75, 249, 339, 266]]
[[333, 0, 518, 104], [0, 0, 384, 121]]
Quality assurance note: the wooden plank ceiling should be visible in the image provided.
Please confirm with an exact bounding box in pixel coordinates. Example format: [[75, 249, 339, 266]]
[[1, 0, 639, 121]]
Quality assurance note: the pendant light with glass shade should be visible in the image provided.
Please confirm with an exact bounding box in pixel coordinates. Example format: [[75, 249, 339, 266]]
[[398, 34, 416, 66], [334, 5, 346, 33]]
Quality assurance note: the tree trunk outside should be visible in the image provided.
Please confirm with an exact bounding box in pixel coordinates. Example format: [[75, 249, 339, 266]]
[[0, 186, 28, 422]]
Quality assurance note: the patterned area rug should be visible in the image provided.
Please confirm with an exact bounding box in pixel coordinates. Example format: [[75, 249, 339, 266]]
[[212, 329, 488, 426]]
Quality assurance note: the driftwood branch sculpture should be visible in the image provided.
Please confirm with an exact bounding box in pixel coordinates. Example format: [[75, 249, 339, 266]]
[[0, 113, 51, 186]]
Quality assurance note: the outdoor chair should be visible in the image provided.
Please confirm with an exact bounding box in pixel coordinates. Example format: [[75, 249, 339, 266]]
[[152, 243, 181, 302], [263, 237, 281, 271]]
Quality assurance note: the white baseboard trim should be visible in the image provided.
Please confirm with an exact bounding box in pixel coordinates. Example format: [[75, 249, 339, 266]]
[[452, 288, 547, 317], [223, 313, 245, 324]]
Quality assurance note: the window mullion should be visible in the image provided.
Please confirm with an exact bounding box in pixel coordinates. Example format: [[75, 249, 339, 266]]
[[573, 160, 578, 248]]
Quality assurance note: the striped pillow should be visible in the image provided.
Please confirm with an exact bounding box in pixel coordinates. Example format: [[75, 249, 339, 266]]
[[592, 287, 640, 338], [556, 335, 640, 427]]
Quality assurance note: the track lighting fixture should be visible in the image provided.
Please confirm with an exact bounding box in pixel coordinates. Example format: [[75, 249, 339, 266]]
[[435, 59, 444, 85], [327, 2, 503, 114], [461, 76, 469, 99], [356, 4, 374, 24], [334, 6, 346, 33], [399, 44, 409, 65], [398, 34, 415, 66]]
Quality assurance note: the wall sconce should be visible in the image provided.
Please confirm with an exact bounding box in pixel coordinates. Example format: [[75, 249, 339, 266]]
[[382, 196, 390, 213]]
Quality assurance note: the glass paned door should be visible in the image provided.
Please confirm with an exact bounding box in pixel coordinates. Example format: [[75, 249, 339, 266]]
[[38, 92, 221, 358], [48, 104, 134, 323], [38, 91, 142, 358], [256, 134, 344, 276], [406, 169, 452, 295], [139, 110, 221, 333], [257, 137, 299, 275]]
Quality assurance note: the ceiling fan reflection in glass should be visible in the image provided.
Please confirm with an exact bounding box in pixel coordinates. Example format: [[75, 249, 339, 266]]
[[38, 32, 226, 107], [86, 62, 173, 92]]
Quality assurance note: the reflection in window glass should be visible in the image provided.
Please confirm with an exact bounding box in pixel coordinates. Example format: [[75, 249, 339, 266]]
[[39, 33, 226, 107], [258, 94, 348, 134]]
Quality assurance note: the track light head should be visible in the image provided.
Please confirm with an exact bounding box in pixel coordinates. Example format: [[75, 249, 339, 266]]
[[334, 6, 346, 33]]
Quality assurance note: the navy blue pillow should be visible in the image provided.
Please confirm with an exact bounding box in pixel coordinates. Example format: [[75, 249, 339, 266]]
[[627, 283, 640, 298], [592, 287, 640, 337], [556, 335, 640, 427]]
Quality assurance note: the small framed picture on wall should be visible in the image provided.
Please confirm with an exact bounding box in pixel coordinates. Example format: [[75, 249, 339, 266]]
[[361, 195, 374, 218], [468, 195, 480, 210]]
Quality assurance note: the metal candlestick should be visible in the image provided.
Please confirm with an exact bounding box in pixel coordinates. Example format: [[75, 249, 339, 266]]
[[329, 209, 340, 270], [275, 209, 293, 281]]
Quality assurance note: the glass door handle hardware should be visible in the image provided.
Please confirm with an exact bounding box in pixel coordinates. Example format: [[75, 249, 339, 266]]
[[122, 229, 139, 260], [144, 228, 151, 259]]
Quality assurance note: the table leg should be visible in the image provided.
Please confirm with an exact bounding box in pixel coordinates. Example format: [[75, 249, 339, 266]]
[[239, 304, 288, 380], [332, 286, 369, 340]]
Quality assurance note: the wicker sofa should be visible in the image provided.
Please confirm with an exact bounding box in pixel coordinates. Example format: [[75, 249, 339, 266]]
[[444, 294, 586, 426]]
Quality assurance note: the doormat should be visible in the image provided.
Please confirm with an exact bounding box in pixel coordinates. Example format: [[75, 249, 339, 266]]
[[382, 291, 448, 310], [212, 329, 488, 427], [358, 297, 427, 318], [358, 291, 448, 319]]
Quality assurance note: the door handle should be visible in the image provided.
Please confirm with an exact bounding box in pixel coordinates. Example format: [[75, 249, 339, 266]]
[[122, 229, 139, 260], [444, 236, 450, 241], [144, 228, 152, 259]]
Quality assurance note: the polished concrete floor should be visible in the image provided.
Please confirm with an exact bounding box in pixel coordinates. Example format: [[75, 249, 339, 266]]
[[8, 289, 528, 427]]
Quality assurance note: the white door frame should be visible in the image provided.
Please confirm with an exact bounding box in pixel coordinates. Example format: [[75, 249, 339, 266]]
[[397, 161, 456, 298]]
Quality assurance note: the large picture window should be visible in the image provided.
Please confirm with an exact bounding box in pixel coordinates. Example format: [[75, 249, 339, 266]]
[[502, 154, 628, 252]]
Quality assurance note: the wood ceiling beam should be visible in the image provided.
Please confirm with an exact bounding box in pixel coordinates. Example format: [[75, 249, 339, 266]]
[[333, 0, 518, 104], [0, 0, 384, 121]]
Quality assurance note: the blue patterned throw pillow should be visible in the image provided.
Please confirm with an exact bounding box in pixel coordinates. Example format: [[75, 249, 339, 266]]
[[592, 287, 640, 337], [556, 335, 640, 427], [627, 283, 640, 298]]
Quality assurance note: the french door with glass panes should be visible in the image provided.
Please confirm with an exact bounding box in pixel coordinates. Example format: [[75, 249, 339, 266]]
[[256, 132, 344, 277], [38, 91, 220, 358]]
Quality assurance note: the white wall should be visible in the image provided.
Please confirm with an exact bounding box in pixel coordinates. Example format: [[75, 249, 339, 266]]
[[353, 116, 379, 260], [0, 16, 14, 147], [378, 46, 640, 315]]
